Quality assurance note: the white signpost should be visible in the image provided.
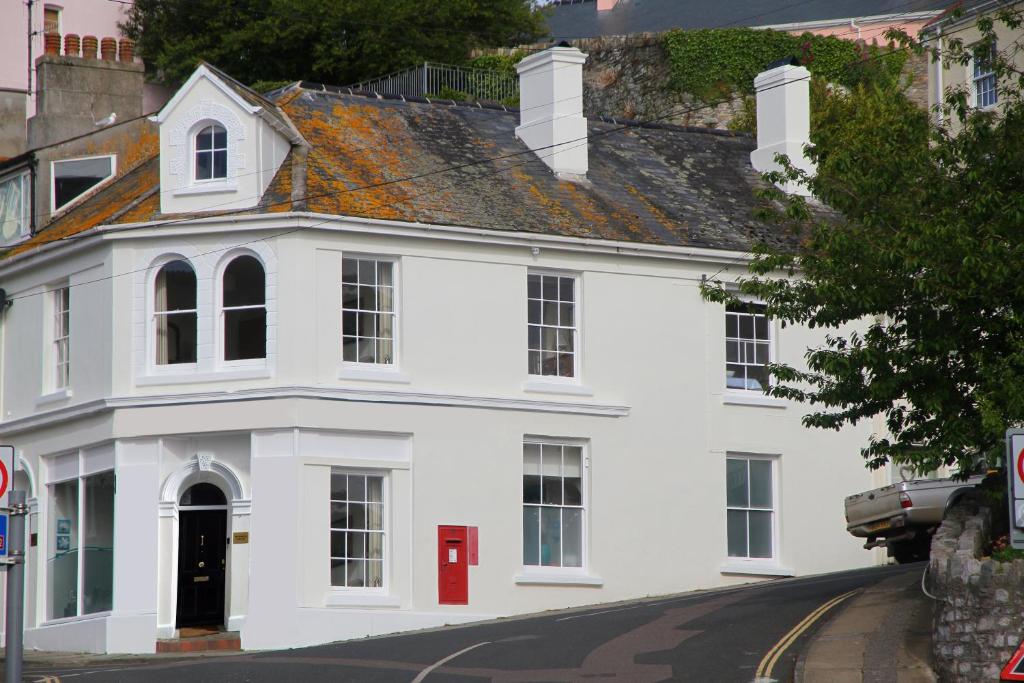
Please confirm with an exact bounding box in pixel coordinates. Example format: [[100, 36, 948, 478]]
[[1005, 430, 1024, 550]]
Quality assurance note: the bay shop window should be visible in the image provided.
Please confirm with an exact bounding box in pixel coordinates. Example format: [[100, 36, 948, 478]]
[[48, 456, 115, 620]]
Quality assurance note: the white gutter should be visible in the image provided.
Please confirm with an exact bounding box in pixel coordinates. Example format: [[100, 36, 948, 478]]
[[756, 11, 940, 33], [0, 210, 760, 278]]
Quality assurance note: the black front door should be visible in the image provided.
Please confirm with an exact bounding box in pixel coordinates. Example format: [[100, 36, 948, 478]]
[[176, 510, 227, 628]]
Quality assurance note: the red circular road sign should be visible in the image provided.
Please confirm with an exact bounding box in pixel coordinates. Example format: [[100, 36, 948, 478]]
[[0, 458, 8, 500], [1017, 447, 1024, 488]]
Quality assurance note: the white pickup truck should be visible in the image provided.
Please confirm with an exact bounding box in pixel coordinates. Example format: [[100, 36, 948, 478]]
[[844, 474, 984, 563]]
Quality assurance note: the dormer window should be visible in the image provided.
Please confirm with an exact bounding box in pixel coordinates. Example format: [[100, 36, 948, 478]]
[[0, 170, 30, 246], [52, 155, 116, 213], [195, 124, 227, 181]]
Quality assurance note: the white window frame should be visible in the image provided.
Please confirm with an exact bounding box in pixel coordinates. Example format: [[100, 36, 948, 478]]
[[725, 301, 775, 394], [43, 5, 61, 34], [971, 40, 998, 109], [519, 437, 590, 578], [339, 254, 400, 371], [51, 285, 70, 391], [148, 256, 199, 374], [192, 122, 229, 184], [526, 270, 581, 385], [50, 154, 117, 214], [215, 252, 268, 370], [328, 468, 389, 594], [0, 170, 31, 247], [723, 454, 781, 568], [44, 451, 115, 623]]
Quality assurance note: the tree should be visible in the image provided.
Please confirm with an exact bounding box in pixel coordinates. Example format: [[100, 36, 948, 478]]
[[121, 0, 547, 89], [702, 8, 1024, 476]]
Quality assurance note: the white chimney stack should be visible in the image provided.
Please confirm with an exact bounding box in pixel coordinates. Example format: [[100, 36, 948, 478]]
[[515, 45, 588, 178], [750, 63, 814, 196]]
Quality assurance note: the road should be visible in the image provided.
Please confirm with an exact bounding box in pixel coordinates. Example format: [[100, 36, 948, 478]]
[[24, 563, 919, 683]]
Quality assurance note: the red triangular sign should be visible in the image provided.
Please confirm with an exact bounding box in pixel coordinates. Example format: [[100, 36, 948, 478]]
[[1002, 641, 1024, 681]]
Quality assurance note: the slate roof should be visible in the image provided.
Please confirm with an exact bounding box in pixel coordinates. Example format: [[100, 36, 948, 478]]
[[544, 0, 952, 39], [10, 78, 797, 259]]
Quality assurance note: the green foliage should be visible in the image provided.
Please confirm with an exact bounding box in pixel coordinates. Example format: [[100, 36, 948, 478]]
[[662, 28, 906, 101], [701, 10, 1024, 476], [249, 79, 292, 94], [466, 51, 525, 74], [121, 0, 545, 88]]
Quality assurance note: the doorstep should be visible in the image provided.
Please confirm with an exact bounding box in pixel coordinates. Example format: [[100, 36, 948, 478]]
[[156, 628, 241, 653]]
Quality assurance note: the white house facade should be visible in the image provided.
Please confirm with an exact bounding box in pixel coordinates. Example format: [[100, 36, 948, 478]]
[[0, 53, 887, 654]]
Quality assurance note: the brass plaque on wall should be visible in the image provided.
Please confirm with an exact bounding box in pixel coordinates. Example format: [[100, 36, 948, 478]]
[[232, 532, 249, 544]]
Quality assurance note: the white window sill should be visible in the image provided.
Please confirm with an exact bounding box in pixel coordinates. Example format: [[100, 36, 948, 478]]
[[522, 380, 593, 397], [721, 392, 786, 409], [514, 571, 604, 586], [337, 366, 410, 384], [720, 561, 794, 577], [136, 368, 272, 386], [172, 182, 238, 197], [325, 592, 401, 608], [36, 388, 73, 407]]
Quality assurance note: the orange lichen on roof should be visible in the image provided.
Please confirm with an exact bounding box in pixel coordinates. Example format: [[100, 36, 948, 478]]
[[625, 183, 681, 237], [285, 100, 420, 222]]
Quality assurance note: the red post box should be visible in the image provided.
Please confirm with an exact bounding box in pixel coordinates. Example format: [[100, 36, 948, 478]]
[[437, 525, 468, 605]]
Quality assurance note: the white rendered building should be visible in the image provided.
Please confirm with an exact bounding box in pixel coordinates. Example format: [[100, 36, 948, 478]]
[[0, 50, 887, 653]]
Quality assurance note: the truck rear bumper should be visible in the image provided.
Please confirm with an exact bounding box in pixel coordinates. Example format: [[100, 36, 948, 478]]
[[847, 513, 907, 539]]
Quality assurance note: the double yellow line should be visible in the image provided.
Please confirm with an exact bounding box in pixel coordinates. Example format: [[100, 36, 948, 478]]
[[755, 589, 858, 680]]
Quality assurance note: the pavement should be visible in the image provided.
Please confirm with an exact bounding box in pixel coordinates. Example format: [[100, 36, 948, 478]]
[[795, 562, 937, 683]]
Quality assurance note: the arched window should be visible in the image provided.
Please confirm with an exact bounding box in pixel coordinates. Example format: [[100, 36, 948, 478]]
[[179, 483, 227, 506], [222, 255, 266, 361], [154, 260, 197, 365], [194, 124, 227, 181]]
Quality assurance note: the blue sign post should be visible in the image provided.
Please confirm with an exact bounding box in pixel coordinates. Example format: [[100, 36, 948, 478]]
[[0, 512, 7, 561]]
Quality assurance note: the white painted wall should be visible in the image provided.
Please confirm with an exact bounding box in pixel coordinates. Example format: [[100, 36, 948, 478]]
[[0, 213, 885, 653]]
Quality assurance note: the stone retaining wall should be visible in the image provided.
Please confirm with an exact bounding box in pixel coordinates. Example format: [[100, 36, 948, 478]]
[[930, 494, 1024, 682]]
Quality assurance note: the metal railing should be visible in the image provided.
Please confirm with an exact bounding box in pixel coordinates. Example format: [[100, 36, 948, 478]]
[[347, 62, 518, 102]]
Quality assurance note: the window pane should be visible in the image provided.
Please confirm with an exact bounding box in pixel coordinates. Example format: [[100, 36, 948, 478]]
[[196, 151, 211, 180], [83, 471, 115, 614], [542, 276, 557, 300], [739, 315, 753, 339], [523, 475, 541, 504], [367, 532, 384, 560], [53, 157, 113, 210], [331, 530, 345, 557], [156, 311, 197, 364], [755, 315, 768, 340], [542, 476, 563, 505], [367, 477, 383, 504], [347, 531, 366, 558], [726, 459, 748, 507], [223, 256, 265, 307], [541, 446, 561, 475], [330, 502, 347, 528], [358, 259, 375, 284], [523, 507, 540, 565], [49, 480, 79, 619], [528, 300, 541, 325], [224, 308, 266, 361], [342, 258, 358, 283], [330, 473, 348, 500], [156, 260, 196, 311], [348, 503, 367, 530], [562, 509, 583, 567], [747, 365, 768, 392], [196, 127, 213, 150], [179, 483, 226, 506], [527, 274, 541, 299], [347, 559, 366, 587], [528, 350, 540, 375], [540, 507, 561, 567], [348, 476, 366, 502], [366, 559, 383, 588], [749, 460, 773, 509], [725, 313, 738, 338], [559, 303, 574, 327], [358, 338, 376, 363], [330, 559, 346, 587], [726, 364, 746, 389], [559, 277, 574, 302], [213, 127, 227, 149], [378, 262, 393, 287], [367, 503, 383, 531], [727, 510, 748, 557], [543, 302, 557, 326], [749, 511, 773, 558]]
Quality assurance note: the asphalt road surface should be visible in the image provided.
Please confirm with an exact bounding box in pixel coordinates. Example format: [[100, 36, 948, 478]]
[[23, 563, 919, 683]]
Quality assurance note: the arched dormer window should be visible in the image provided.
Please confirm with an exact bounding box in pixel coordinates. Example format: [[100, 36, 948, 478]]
[[194, 124, 227, 181], [154, 260, 197, 365], [222, 255, 266, 361]]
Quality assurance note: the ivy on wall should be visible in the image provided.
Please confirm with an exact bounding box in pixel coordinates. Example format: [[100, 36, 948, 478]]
[[662, 28, 907, 101]]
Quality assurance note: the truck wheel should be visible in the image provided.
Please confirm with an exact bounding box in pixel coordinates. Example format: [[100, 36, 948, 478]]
[[891, 536, 930, 564]]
